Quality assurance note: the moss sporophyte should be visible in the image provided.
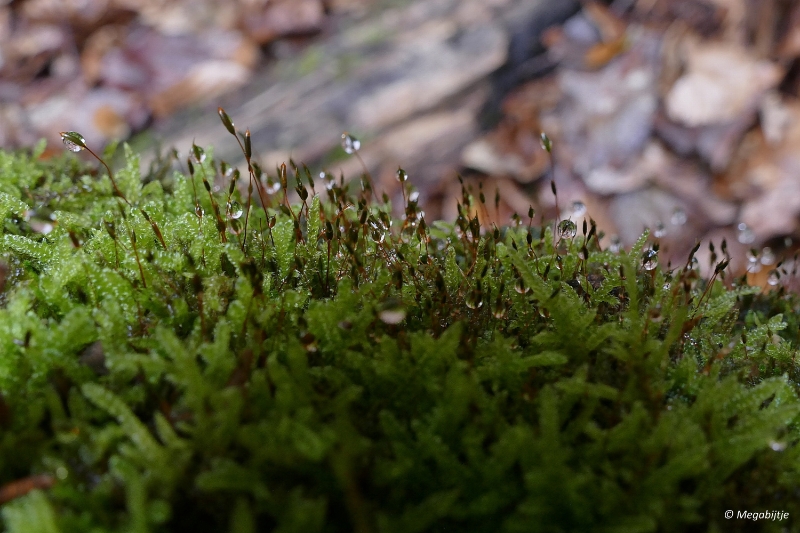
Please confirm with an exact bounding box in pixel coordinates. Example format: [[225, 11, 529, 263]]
[[0, 114, 797, 532]]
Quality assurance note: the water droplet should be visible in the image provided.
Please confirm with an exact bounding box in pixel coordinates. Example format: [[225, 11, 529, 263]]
[[372, 229, 385, 243], [540, 131, 552, 153], [227, 218, 242, 235], [195, 205, 204, 218], [227, 201, 243, 219], [60, 131, 86, 152], [514, 278, 529, 294], [62, 138, 83, 152], [761, 247, 776, 265], [557, 219, 577, 239], [318, 171, 327, 180], [768, 270, 780, 286], [670, 207, 687, 226], [737, 222, 755, 244], [378, 309, 406, 324], [266, 181, 281, 194], [654, 221, 667, 238], [491, 299, 507, 319], [341, 133, 361, 154], [24, 209, 56, 234], [746, 251, 761, 273], [570, 201, 586, 218], [609, 235, 621, 253], [642, 249, 658, 271], [769, 440, 787, 452], [31, 221, 54, 235], [663, 281, 671, 291], [191, 146, 206, 164], [465, 290, 483, 309], [687, 256, 699, 271], [408, 191, 420, 203], [396, 168, 408, 182]]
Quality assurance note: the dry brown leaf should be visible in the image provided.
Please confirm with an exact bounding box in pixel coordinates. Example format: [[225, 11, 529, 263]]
[[665, 41, 783, 127], [242, 0, 325, 44], [582, 1, 626, 42]]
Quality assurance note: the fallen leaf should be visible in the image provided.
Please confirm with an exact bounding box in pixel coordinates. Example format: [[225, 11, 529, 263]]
[[665, 41, 783, 127]]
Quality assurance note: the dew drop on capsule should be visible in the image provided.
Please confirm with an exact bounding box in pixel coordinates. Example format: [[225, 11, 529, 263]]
[[746, 251, 761, 273], [266, 181, 281, 194], [767, 270, 780, 286], [514, 278, 529, 294], [737, 222, 755, 244], [465, 290, 483, 310], [409, 191, 420, 203], [609, 235, 621, 253], [378, 309, 406, 324], [191, 146, 206, 165], [60, 132, 85, 152], [770, 440, 787, 452], [642, 249, 658, 271], [760, 247, 775, 265], [654, 221, 667, 238], [557, 219, 577, 239], [670, 207, 687, 226], [396, 168, 408, 183], [540, 131, 552, 153], [227, 201, 243, 220], [492, 300, 507, 319], [341, 133, 361, 154], [570, 200, 586, 218]]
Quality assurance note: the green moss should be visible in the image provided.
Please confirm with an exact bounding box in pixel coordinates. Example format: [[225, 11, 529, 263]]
[[0, 124, 798, 533]]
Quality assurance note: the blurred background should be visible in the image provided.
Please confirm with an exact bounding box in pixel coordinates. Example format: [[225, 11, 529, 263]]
[[3, 0, 800, 284]]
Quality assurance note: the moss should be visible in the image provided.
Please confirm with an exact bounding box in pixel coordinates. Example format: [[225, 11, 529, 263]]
[[0, 117, 798, 533]]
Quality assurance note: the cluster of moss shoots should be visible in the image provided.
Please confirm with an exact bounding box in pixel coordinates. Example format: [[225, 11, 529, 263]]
[[0, 111, 799, 532]]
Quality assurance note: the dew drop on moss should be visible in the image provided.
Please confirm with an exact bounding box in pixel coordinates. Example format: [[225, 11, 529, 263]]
[[62, 138, 83, 153], [609, 235, 621, 253], [737, 222, 755, 244], [227, 201, 243, 219], [642, 249, 658, 271], [341, 133, 361, 154], [671, 207, 687, 226], [558, 220, 577, 239], [514, 278, 529, 294], [770, 440, 787, 452], [492, 299, 507, 319], [761, 247, 775, 265], [191, 145, 207, 164], [60, 131, 86, 152], [379, 309, 405, 324], [465, 290, 483, 309], [746, 251, 761, 273]]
